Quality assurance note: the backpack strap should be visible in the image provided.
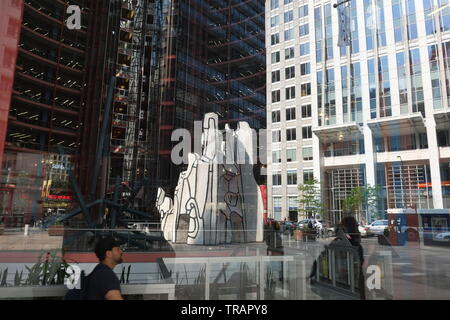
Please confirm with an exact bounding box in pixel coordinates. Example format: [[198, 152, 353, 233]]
[[80, 267, 101, 300]]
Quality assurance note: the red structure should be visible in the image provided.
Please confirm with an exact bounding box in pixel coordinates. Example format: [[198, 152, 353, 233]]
[[0, 0, 24, 164], [260, 185, 268, 225]]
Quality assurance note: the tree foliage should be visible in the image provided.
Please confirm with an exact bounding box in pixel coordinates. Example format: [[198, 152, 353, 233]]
[[297, 179, 324, 220], [342, 185, 380, 222]]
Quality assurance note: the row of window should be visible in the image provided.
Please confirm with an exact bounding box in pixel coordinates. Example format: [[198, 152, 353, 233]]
[[273, 196, 302, 217], [311, 0, 450, 61], [272, 83, 311, 102], [271, 63, 310, 83], [271, 24, 309, 44], [270, 5, 309, 27], [272, 104, 312, 123], [272, 62, 311, 83], [273, 146, 313, 165], [271, 43, 310, 64], [270, 0, 308, 13], [272, 168, 314, 186], [272, 126, 312, 143]]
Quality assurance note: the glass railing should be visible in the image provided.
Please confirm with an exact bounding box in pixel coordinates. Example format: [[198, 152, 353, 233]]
[[324, 148, 364, 158], [0, 227, 401, 300]]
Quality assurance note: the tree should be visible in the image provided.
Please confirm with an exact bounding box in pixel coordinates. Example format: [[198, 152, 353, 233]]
[[342, 185, 380, 223], [297, 179, 325, 220]]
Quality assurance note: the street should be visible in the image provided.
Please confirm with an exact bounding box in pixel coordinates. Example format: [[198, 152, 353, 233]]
[[279, 233, 450, 299]]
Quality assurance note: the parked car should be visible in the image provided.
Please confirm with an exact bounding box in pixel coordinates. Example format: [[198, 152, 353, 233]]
[[367, 220, 389, 235], [358, 225, 374, 237], [325, 224, 369, 238], [434, 232, 450, 242], [297, 219, 310, 229], [282, 221, 298, 235]]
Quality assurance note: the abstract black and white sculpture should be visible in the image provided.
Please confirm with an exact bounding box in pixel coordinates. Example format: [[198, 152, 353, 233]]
[[156, 113, 264, 245]]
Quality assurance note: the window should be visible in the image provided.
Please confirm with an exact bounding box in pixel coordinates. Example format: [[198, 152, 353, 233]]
[[300, 43, 310, 56], [300, 63, 310, 75], [272, 130, 281, 143], [315, 7, 323, 62], [285, 47, 295, 60], [299, 5, 308, 18], [284, 0, 293, 4], [272, 70, 280, 83], [424, 0, 436, 35], [299, 24, 309, 36], [302, 126, 312, 139], [284, 10, 294, 23], [284, 28, 294, 41], [302, 104, 312, 118], [303, 169, 314, 183], [273, 197, 282, 220], [272, 90, 281, 103], [271, 33, 280, 45], [288, 196, 298, 213], [286, 107, 296, 121], [364, 0, 374, 50], [301, 83, 311, 96], [273, 174, 282, 186], [324, 4, 334, 59], [285, 66, 295, 80], [271, 51, 280, 64], [378, 55, 392, 117], [272, 110, 281, 123], [286, 86, 296, 100], [270, 15, 280, 27], [272, 150, 282, 163], [287, 149, 296, 162], [303, 147, 313, 161], [287, 171, 298, 185], [287, 128, 297, 141], [271, 0, 279, 10]]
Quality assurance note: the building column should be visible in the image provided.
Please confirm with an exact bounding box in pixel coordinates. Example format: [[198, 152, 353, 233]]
[[426, 118, 444, 209], [358, 1, 378, 220], [417, 0, 444, 209]]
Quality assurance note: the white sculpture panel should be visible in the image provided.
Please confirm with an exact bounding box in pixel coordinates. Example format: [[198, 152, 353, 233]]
[[156, 113, 264, 245]]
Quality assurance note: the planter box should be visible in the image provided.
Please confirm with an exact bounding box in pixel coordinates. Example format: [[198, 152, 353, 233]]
[[303, 232, 317, 242], [48, 225, 65, 236], [293, 230, 302, 241]]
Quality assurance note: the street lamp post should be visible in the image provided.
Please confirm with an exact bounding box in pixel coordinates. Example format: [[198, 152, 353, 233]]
[[397, 155, 406, 208]]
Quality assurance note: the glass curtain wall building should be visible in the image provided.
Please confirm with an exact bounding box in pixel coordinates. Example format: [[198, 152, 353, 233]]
[[149, 0, 266, 203], [0, 0, 92, 227], [266, 0, 450, 224], [0, 0, 266, 228]]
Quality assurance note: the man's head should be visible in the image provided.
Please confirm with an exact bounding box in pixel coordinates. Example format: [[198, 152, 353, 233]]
[[94, 236, 124, 266]]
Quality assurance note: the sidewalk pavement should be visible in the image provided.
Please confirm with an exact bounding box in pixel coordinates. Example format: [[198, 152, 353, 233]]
[[0, 229, 63, 251]]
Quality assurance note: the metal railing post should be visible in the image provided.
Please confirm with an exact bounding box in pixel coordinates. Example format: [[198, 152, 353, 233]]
[[349, 252, 355, 293]]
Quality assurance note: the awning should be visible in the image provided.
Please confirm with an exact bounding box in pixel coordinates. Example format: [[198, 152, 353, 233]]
[[367, 113, 426, 138], [434, 110, 450, 130], [313, 122, 363, 142]]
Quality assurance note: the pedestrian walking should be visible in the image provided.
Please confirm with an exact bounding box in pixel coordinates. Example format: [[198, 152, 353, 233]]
[[86, 236, 125, 300], [309, 216, 366, 300]]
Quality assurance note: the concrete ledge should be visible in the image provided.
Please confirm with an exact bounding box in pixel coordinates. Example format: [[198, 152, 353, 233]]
[[0, 283, 176, 300]]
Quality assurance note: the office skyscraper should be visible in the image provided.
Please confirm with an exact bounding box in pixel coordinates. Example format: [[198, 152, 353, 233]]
[[266, 0, 450, 224]]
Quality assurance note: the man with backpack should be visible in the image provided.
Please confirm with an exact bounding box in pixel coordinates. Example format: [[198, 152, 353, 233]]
[[65, 236, 125, 300]]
